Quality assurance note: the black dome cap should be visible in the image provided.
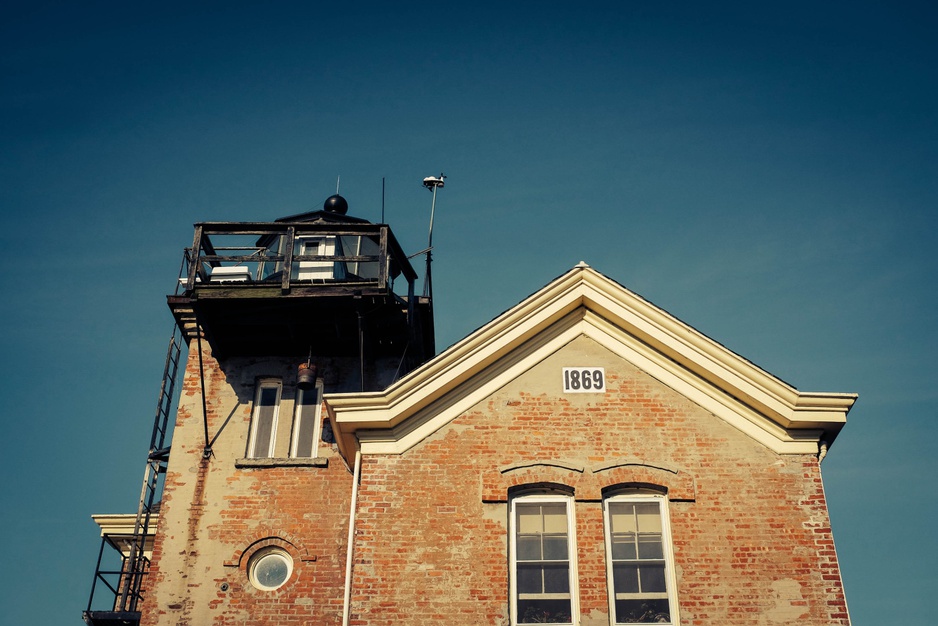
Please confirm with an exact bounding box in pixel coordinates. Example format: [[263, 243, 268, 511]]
[[323, 194, 349, 215]]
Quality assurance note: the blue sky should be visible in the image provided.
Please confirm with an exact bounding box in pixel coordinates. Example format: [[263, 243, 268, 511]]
[[2, 2, 936, 624]]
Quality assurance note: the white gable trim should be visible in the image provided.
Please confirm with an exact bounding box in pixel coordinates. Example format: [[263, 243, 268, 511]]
[[325, 265, 856, 458]]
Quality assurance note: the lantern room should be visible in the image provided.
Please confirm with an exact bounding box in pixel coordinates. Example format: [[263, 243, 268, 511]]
[[167, 195, 434, 382]]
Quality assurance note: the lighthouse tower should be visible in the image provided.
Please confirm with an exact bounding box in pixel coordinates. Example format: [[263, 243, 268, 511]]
[[84, 194, 434, 625]]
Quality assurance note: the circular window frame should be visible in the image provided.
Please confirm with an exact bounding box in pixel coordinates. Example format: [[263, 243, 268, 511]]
[[248, 548, 294, 591]]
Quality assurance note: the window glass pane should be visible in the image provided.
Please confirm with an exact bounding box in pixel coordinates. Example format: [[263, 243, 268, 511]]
[[517, 563, 542, 594], [639, 564, 667, 593], [249, 550, 293, 590], [542, 505, 568, 533], [517, 536, 541, 561], [639, 563, 667, 593], [293, 414, 315, 457], [635, 504, 662, 533], [259, 387, 279, 406], [251, 406, 276, 456], [637, 535, 663, 560], [543, 563, 570, 593], [292, 387, 319, 458], [614, 598, 670, 624], [299, 387, 319, 406], [543, 536, 568, 561], [517, 506, 542, 533], [255, 404, 277, 430], [250, 384, 280, 458], [250, 416, 273, 457], [518, 599, 572, 624], [611, 535, 637, 560], [613, 563, 640, 593], [254, 553, 289, 587], [610, 503, 637, 533]]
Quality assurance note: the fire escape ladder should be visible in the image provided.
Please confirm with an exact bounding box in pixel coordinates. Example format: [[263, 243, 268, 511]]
[[123, 327, 182, 608], [84, 328, 184, 626]]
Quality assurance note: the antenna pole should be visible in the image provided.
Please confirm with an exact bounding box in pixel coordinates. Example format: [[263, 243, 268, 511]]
[[421, 174, 445, 299], [424, 185, 436, 300], [427, 185, 438, 251]]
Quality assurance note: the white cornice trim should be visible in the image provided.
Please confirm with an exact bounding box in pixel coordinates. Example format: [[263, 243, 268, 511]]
[[91, 514, 159, 536], [90, 514, 158, 557], [326, 265, 856, 459]]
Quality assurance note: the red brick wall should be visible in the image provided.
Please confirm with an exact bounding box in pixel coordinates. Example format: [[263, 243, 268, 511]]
[[348, 338, 849, 625], [143, 336, 849, 626]]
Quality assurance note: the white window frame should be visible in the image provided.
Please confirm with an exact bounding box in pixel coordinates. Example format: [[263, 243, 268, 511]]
[[509, 492, 579, 625], [247, 379, 282, 458], [603, 493, 680, 625], [290, 380, 323, 458]]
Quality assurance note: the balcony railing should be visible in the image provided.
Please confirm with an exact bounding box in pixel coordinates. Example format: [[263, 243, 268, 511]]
[[176, 222, 418, 302], [83, 515, 157, 626]]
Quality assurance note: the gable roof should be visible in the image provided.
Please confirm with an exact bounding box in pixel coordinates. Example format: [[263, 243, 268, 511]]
[[325, 263, 856, 460]]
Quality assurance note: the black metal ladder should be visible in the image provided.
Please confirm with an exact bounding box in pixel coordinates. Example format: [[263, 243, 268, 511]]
[[84, 327, 184, 625]]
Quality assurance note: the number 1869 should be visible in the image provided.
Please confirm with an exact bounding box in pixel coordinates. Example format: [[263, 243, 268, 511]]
[[562, 367, 605, 393]]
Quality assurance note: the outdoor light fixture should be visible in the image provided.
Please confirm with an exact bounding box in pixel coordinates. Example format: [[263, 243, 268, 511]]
[[297, 349, 317, 389]]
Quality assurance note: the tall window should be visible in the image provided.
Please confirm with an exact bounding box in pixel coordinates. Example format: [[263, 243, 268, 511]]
[[247, 380, 281, 458], [290, 382, 323, 458], [604, 493, 678, 624], [510, 493, 578, 625]]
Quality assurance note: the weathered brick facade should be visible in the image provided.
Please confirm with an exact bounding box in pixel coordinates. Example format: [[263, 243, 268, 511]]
[[139, 264, 855, 626], [347, 338, 849, 625], [142, 353, 357, 626]]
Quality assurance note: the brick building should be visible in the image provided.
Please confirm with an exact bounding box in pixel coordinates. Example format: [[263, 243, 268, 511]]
[[85, 197, 856, 626]]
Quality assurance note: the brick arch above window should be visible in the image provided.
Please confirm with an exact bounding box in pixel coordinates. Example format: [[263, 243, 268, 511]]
[[483, 459, 696, 502], [484, 461, 585, 502], [500, 460, 586, 474], [593, 460, 696, 501], [508, 481, 577, 498], [224, 534, 317, 570]]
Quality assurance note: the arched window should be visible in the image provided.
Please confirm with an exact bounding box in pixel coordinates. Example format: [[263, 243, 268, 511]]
[[509, 490, 578, 625], [603, 491, 679, 624]]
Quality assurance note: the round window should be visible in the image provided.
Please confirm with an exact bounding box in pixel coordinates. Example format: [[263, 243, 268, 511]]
[[248, 548, 293, 590]]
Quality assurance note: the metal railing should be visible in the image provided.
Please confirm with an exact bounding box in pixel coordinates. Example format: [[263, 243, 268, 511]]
[[176, 222, 418, 301], [84, 534, 149, 614]]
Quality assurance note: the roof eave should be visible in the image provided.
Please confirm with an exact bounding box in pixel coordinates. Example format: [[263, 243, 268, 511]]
[[326, 264, 857, 461]]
